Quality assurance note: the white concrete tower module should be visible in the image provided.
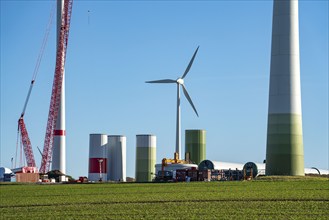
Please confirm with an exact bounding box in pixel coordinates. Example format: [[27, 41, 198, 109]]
[[88, 134, 108, 181], [135, 135, 156, 182], [107, 135, 126, 182], [52, 0, 66, 174]]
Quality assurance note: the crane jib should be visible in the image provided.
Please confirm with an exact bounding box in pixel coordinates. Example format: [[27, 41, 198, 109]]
[[16, 3, 55, 170], [18, 118, 36, 167]]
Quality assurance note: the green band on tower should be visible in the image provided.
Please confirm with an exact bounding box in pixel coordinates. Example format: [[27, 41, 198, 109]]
[[266, 114, 304, 175], [135, 147, 156, 182], [266, 0, 304, 176], [185, 130, 206, 165]]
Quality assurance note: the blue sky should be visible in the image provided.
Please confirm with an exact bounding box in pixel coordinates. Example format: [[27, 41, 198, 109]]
[[1, 0, 328, 179]]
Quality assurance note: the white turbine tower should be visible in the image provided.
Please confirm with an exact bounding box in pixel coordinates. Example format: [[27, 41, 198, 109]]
[[146, 46, 199, 160]]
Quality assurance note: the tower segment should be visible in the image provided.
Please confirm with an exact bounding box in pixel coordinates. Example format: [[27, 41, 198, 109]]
[[51, 0, 66, 173], [266, 0, 304, 176]]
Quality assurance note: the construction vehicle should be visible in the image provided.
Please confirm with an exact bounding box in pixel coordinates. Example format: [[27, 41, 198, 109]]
[[74, 176, 88, 183], [155, 152, 191, 182], [161, 152, 190, 171]]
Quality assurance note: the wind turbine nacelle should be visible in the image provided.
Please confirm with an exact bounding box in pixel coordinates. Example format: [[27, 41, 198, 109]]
[[177, 78, 184, 85]]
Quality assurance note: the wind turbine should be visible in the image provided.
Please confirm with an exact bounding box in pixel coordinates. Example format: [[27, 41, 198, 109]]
[[146, 46, 199, 160]]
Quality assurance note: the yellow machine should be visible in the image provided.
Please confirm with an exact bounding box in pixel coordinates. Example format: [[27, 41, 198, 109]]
[[154, 152, 192, 182], [161, 152, 190, 171]]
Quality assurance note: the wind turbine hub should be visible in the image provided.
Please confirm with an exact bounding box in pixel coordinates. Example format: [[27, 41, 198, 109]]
[[177, 78, 184, 85]]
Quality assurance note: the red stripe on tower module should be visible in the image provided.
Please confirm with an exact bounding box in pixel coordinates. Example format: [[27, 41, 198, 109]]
[[89, 158, 107, 173], [54, 130, 66, 136]]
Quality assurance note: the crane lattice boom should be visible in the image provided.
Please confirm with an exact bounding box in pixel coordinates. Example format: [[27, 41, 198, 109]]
[[16, 4, 55, 170], [40, 0, 73, 174], [18, 118, 36, 167]]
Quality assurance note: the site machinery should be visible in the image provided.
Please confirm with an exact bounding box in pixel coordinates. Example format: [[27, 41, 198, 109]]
[[16, 0, 73, 174]]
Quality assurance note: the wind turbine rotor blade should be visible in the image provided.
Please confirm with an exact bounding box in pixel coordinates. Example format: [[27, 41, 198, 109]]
[[181, 46, 199, 79], [145, 79, 176, 83], [181, 84, 199, 117]]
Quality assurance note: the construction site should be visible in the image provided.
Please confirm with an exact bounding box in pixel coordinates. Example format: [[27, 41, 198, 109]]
[[4, 0, 73, 183], [1, 0, 328, 184]]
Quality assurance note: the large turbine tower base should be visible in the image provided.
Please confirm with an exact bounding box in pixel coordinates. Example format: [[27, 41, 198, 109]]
[[265, 0, 304, 176], [51, 0, 66, 174]]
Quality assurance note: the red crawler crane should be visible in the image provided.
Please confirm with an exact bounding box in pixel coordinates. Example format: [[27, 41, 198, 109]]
[[40, 0, 73, 174], [16, 4, 55, 169], [17, 0, 73, 174], [17, 118, 36, 167]]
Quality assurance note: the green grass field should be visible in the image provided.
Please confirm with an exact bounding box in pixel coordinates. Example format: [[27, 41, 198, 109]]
[[1, 177, 328, 219]]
